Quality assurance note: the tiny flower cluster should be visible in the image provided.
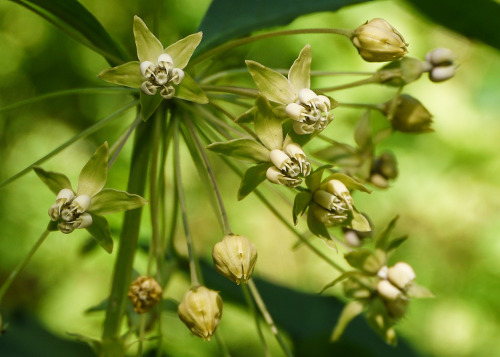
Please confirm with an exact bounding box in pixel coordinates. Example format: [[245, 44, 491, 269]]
[[49, 189, 92, 233], [140, 54, 185, 98], [266, 143, 311, 187], [286, 88, 333, 134], [128, 276, 163, 314]]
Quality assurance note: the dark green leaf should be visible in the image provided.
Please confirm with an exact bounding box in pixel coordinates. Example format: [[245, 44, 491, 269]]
[[307, 209, 331, 240], [12, 0, 126, 66], [207, 139, 270, 163], [293, 191, 312, 225], [86, 214, 113, 254], [305, 165, 332, 191], [33, 166, 72, 195], [90, 189, 148, 215], [238, 163, 270, 200]]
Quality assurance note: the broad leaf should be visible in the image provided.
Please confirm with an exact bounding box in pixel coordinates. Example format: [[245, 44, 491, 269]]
[[288, 45, 311, 92], [238, 163, 270, 200], [246, 60, 295, 104], [77, 142, 108, 197], [331, 300, 365, 342], [165, 32, 203, 69], [97, 61, 142, 88], [292, 191, 312, 225], [207, 139, 270, 163], [33, 166, 73, 195], [86, 214, 113, 254], [89, 188, 148, 215], [133, 15, 163, 63], [254, 95, 283, 150], [175, 72, 209, 104]]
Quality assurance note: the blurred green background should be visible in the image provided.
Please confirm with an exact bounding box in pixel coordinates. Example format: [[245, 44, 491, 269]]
[[1, 0, 500, 356]]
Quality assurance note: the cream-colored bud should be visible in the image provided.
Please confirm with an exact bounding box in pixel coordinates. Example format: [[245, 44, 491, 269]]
[[285, 103, 305, 121], [140, 61, 155, 77], [313, 190, 337, 211], [178, 286, 223, 341], [212, 234, 257, 284], [160, 85, 175, 99], [325, 179, 353, 208], [352, 18, 408, 62], [285, 144, 311, 176], [426, 48, 454, 66], [293, 121, 314, 135], [57, 221, 77, 234], [56, 188, 75, 204], [49, 204, 60, 221], [76, 212, 93, 229], [128, 276, 163, 314], [157, 53, 173, 68], [171, 68, 185, 85], [266, 166, 283, 184], [69, 195, 91, 213], [298, 88, 318, 105], [387, 262, 416, 290], [429, 66, 456, 83], [316, 95, 331, 111], [141, 81, 158, 95], [269, 149, 291, 170], [377, 266, 389, 279], [377, 280, 402, 301]]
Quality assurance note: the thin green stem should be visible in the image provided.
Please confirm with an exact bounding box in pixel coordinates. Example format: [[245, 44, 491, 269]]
[[247, 279, 293, 357], [0, 228, 50, 304], [201, 85, 259, 98], [241, 283, 270, 357], [185, 117, 232, 236], [174, 118, 200, 287], [214, 331, 231, 357], [315, 75, 381, 93], [192, 28, 353, 65], [0, 100, 138, 190], [337, 102, 384, 111], [109, 112, 143, 169], [136, 314, 146, 357], [207, 101, 260, 141]]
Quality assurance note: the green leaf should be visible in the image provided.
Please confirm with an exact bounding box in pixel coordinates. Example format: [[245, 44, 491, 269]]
[[254, 95, 283, 150], [175, 72, 209, 104], [375, 216, 399, 250], [307, 208, 331, 240], [345, 249, 386, 275], [207, 139, 270, 163], [407, 283, 434, 299], [133, 15, 163, 63], [97, 61, 142, 88], [348, 210, 371, 232], [305, 165, 332, 191], [140, 92, 163, 122], [386, 235, 408, 254], [246, 60, 295, 104], [196, 0, 371, 52], [12, 0, 126, 66], [77, 142, 109, 197], [238, 163, 270, 200], [354, 111, 372, 150], [292, 191, 312, 225], [331, 300, 365, 342], [89, 188, 148, 215], [86, 214, 113, 254], [165, 32, 203, 69], [33, 166, 73, 195], [322, 172, 371, 193], [288, 44, 311, 92], [235, 107, 255, 123]]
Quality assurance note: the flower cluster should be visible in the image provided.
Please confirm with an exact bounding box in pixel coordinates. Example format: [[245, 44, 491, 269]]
[[266, 143, 311, 187], [49, 189, 92, 233]]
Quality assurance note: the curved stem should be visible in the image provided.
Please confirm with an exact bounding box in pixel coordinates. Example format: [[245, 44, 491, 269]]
[[201, 85, 259, 98], [247, 279, 293, 357], [109, 112, 144, 169], [192, 28, 353, 65], [0, 228, 50, 304], [337, 102, 384, 111], [241, 283, 270, 357], [315, 75, 380, 93]]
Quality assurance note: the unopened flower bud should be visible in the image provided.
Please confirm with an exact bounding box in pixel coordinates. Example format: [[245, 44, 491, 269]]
[[429, 66, 456, 83], [128, 276, 163, 314], [386, 95, 433, 133], [387, 262, 416, 291], [56, 189, 75, 205], [352, 18, 408, 62], [157, 53, 173, 69], [377, 280, 402, 301], [140, 61, 155, 77], [212, 234, 257, 284], [178, 286, 223, 341], [370, 151, 398, 188], [425, 48, 456, 83]]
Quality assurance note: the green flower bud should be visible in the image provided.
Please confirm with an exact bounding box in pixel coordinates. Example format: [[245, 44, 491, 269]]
[[212, 234, 258, 284], [352, 18, 409, 62], [386, 95, 433, 133], [127, 276, 163, 314], [178, 286, 223, 341]]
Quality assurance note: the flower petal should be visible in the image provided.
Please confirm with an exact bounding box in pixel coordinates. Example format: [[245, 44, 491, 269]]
[[175, 72, 209, 103], [164, 32, 203, 70], [133, 15, 164, 62], [33, 166, 73, 195], [207, 139, 270, 163], [77, 142, 109, 197], [288, 44, 311, 92], [97, 61, 143, 88], [89, 188, 148, 215], [254, 95, 283, 150], [246, 60, 295, 104]]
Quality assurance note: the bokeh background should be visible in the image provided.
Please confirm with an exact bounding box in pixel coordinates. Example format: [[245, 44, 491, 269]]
[[0, 0, 499, 356]]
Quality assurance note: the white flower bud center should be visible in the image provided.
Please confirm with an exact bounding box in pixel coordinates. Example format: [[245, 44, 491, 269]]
[[287, 89, 333, 134], [140, 53, 185, 99]]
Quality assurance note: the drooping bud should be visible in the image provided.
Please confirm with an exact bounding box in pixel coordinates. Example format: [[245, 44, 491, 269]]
[[178, 286, 223, 341], [387, 262, 416, 291], [212, 234, 257, 284], [385, 95, 433, 133], [351, 18, 408, 62], [128, 276, 163, 314]]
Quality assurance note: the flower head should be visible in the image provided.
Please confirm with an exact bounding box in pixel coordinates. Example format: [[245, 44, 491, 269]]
[[34, 142, 147, 253], [128, 276, 163, 314]]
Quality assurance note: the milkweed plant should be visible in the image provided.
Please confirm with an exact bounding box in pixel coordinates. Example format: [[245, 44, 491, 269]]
[[0, 1, 458, 356]]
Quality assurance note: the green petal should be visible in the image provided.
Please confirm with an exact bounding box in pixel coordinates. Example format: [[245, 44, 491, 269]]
[[89, 188, 148, 215], [246, 60, 295, 104], [207, 139, 270, 163], [97, 61, 142, 88], [348, 209, 372, 232], [140, 91, 163, 122], [175, 72, 209, 103], [33, 166, 73, 194], [164, 32, 202, 69], [254, 95, 283, 150], [331, 301, 365, 342], [77, 142, 109, 197], [235, 107, 255, 123], [133, 15, 163, 62], [238, 163, 270, 200], [288, 44, 311, 92], [86, 214, 113, 254]]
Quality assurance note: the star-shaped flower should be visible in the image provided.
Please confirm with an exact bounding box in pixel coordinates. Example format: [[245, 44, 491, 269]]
[[246, 45, 335, 135], [34, 142, 147, 253], [98, 16, 207, 104]]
